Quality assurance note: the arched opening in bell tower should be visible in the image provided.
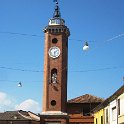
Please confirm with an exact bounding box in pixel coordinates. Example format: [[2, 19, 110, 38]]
[[51, 68, 57, 83]]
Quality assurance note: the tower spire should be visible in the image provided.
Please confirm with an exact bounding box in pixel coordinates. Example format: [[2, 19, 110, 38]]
[[53, 0, 61, 18], [48, 0, 65, 25]]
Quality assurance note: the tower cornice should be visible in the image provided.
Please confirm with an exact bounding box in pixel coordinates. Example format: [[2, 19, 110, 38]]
[[43, 25, 70, 37]]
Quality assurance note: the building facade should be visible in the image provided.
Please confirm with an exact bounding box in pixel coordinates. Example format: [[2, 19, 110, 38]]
[[110, 100, 117, 124], [104, 105, 110, 124], [68, 94, 104, 124], [93, 85, 124, 124], [94, 109, 104, 124]]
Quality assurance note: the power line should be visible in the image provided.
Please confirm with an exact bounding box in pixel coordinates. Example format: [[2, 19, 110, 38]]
[[0, 31, 94, 42], [70, 66, 124, 72], [106, 33, 124, 42], [0, 65, 123, 85], [0, 31, 42, 37], [0, 31, 124, 43], [0, 65, 123, 73], [0, 66, 43, 72], [0, 79, 17, 82], [0, 79, 41, 83]]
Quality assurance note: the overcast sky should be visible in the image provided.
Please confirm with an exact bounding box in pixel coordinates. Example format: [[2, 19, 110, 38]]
[[0, 0, 124, 113]]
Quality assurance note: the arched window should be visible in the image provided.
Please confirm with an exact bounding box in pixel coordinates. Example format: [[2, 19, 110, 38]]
[[51, 68, 57, 83]]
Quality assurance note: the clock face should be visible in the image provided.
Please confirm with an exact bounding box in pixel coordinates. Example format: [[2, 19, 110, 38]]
[[48, 46, 60, 58]]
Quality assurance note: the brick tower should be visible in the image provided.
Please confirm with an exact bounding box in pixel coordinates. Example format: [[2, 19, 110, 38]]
[[40, 1, 70, 124]]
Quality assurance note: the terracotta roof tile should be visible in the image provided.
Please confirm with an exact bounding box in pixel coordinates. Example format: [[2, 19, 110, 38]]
[[0, 111, 29, 120], [68, 94, 104, 103], [0, 110, 39, 121]]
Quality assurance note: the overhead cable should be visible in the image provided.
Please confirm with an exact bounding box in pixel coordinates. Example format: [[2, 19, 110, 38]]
[[0, 31, 124, 43], [0, 65, 123, 73]]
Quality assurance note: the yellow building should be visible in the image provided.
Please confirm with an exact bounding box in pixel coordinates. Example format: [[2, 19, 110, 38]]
[[94, 108, 104, 124]]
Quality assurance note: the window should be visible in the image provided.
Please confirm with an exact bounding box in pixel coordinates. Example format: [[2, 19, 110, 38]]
[[106, 109, 108, 123], [112, 106, 116, 121], [101, 116, 103, 124], [118, 99, 120, 115], [96, 118, 98, 124], [51, 20, 55, 24]]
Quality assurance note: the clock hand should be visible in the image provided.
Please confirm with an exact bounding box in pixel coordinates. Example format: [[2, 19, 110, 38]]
[[54, 50, 56, 55]]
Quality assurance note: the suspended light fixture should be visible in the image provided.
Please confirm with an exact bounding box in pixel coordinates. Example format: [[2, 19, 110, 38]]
[[83, 41, 89, 51], [18, 82, 22, 87]]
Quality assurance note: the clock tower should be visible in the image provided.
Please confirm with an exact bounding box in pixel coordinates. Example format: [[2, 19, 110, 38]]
[[40, 1, 70, 124]]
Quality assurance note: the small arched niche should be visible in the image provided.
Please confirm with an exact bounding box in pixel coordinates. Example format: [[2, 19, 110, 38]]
[[51, 68, 57, 83]]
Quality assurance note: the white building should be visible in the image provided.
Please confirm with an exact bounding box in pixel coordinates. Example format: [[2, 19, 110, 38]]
[[104, 105, 110, 124], [110, 100, 117, 124]]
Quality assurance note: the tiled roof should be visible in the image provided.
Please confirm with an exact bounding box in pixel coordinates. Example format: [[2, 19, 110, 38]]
[[68, 94, 104, 103], [93, 85, 124, 112], [0, 110, 39, 121]]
